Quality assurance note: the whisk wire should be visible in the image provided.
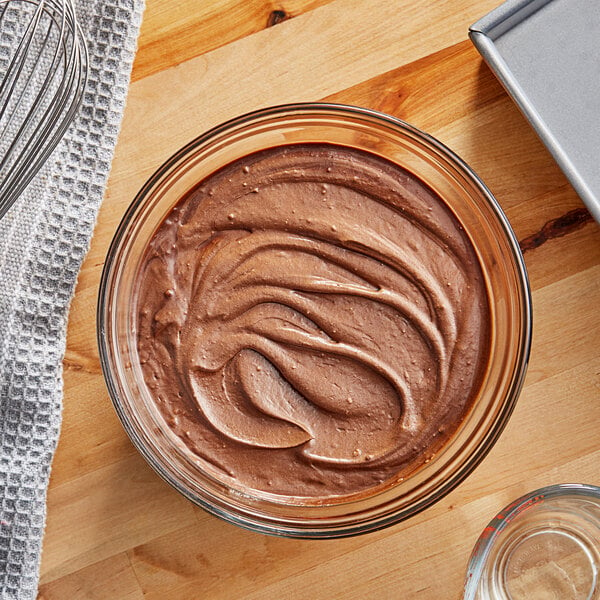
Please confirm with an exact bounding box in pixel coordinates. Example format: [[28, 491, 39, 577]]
[[0, 3, 55, 171], [0, 0, 87, 219], [3, 7, 65, 182], [0, 1, 44, 122]]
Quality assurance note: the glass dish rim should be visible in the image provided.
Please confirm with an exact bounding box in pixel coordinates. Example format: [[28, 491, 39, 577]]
[[463, 482, 600, 599], [97, 101, 533, 538]]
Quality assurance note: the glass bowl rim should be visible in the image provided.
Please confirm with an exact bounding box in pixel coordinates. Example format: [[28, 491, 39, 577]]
[[97, 101, 533, 538]]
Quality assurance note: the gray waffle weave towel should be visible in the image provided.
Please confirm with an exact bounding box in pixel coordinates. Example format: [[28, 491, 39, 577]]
[[0, 1, 144, 597]]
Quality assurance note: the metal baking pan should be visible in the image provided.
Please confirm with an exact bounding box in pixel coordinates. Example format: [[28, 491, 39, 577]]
[[470, 0, 600, 223]]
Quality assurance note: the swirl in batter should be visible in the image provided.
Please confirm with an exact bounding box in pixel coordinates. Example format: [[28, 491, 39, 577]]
[[135, 143, 490, 499]]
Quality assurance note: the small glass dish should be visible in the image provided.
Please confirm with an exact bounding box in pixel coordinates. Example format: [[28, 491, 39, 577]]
[[97, 103, 532, 538], [464, 483, 600, 599]]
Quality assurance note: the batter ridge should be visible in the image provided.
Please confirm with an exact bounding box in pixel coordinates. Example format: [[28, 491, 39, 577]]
[[135, 143, 491, 500]]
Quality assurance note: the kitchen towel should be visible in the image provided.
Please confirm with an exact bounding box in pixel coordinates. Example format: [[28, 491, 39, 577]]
[[0, 0, 144, 597]]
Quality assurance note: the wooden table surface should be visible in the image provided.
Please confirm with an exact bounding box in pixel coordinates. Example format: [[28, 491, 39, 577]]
[[38, 1, 600, 598]]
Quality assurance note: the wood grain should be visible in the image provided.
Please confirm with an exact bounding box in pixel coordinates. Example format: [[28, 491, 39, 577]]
[[38, 0, 600, 598], [132, 0, 335, 82]]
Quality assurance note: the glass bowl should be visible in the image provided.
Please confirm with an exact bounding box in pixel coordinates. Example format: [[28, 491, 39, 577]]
[[464, 483, 600, 599], [97, 103, 532, 538]]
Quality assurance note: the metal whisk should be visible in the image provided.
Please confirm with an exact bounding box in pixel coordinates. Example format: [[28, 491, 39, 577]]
[[0, 0, 87, 220]]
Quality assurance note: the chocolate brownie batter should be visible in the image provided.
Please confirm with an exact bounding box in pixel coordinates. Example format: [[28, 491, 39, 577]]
[[134, 143, 490, 501]]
